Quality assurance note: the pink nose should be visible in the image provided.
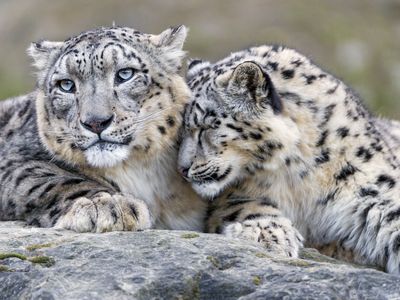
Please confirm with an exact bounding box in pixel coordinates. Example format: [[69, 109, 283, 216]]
[[179, 167, 190, 178], [80, 115, 113, 134]]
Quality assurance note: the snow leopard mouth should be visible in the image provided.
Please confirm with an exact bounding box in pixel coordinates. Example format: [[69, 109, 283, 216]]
[[189, 166, 233, 184], [80, 138, 132, 151], [91, 140, 127, 150]]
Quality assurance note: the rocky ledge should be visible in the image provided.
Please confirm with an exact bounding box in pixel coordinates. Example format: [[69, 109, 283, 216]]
[[1, 221, 400, 300]]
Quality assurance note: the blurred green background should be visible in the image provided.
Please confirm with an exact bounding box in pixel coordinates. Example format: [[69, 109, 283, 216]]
[[1, 0, 400, 118]]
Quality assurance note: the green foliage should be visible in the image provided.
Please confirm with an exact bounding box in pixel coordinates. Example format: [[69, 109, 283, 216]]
[[0, 265, 11, 272], [0, 252, 27, 260], [0, 252, 55, 267], [26, 243, 53, 252], [28, 256, 55, 267], [253, 275, 261, 285], [206, 255, 221, 269], [181, 233, 200, 239]]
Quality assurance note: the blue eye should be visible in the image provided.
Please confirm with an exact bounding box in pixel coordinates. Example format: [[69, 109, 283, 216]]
[[116, 68, 135, 83], [58, 79, 75, 93]]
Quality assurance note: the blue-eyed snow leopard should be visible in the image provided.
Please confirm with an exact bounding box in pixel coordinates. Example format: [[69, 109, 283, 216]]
[[0, 25, 206, 232], [178, 45, 400, 274]]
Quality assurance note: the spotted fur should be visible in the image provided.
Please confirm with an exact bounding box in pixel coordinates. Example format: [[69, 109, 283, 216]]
[[179, 45, 400, 272], [0, 26, 206, 232]]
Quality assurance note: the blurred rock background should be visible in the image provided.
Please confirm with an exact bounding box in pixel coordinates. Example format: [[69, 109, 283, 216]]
[[0, 0, 400, 117]]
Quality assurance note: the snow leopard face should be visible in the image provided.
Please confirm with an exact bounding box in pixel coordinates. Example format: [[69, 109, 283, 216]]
[[179, 56, 301, 198], [30, 26, 189, 168]]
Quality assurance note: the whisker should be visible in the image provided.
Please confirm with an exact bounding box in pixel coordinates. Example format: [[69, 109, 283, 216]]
[[129, 105, 180, 124]]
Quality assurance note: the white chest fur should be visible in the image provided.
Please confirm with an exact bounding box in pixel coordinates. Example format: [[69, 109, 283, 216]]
[[105, 151, 206, 231]]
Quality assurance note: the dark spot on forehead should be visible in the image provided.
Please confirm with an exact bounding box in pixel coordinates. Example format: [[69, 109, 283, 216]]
[[158, 125, 166, 135], [335, 163, 358, 181], [281, 69, 295, 79], [336, 126, 349, 138], [267, 62, 279, 71], [249, 132, 262, 140], [166, 116, 175, 127], [226, 123, 243, 133], [376, 174, 396, 189]]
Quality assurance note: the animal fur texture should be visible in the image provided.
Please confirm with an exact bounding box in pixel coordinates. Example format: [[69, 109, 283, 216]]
[[179, 45, 400, 273]]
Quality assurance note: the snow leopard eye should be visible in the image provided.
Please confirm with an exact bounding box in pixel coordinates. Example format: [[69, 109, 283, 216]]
[[115, 68, 135, 83], [58, 79, 75, 93]]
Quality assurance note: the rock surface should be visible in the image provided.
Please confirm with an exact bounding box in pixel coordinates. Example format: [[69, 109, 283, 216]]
[[1, 221, 400, 300]]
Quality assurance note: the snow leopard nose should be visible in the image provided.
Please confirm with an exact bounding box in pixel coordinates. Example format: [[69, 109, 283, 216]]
[[80, 115, 114, 134], [178, 166, 190, 179]]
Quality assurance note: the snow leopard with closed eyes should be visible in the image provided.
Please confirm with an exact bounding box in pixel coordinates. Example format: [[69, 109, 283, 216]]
[[0, 25, 206, 232], [179, 45, 400, 274]]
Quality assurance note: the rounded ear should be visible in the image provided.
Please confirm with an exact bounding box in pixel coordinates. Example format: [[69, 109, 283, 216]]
[[27, 40, 64, 71], [216, 61, 264, 90], [186, 58, 211, 81], [216, 61, 282, 114], [150, 25, 188, 72]]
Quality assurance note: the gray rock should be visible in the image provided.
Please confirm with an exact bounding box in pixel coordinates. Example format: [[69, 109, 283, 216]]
[[1, 221, 400, 300]]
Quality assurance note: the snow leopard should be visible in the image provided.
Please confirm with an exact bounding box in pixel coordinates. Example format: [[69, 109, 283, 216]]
[[178, 45, 400, 274], [0, 25, 206, 232]]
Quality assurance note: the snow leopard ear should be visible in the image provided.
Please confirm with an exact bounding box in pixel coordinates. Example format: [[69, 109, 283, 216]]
[[27, 40, 64, 71], [216, 61, 282, 114], [186, 59, 211, 81], [150, 25, 188, 72]]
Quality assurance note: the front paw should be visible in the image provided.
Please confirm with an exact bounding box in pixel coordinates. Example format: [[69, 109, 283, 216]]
[[55, 192, 152, 233], [223, 217, 303, 258]]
